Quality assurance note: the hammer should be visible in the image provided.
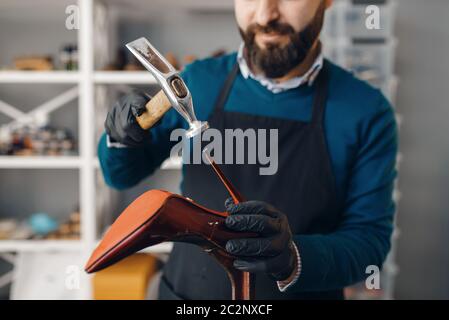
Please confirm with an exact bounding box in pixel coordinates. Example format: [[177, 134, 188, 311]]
[[126, 37, 208, 138]]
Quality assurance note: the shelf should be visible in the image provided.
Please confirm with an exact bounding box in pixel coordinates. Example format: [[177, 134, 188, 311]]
[[160, 156, 182, 170], [139, 242, 173, 254], [0, 71, 80, 84], [93, 71, 157, 84], [0, 156, 81, 169], [90, 240, 172, 254], [0, 240, 82, 252], [95, 156, 182, 170]]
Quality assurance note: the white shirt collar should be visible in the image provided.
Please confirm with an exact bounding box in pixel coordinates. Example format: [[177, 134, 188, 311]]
[[237, 42, 324, 94]]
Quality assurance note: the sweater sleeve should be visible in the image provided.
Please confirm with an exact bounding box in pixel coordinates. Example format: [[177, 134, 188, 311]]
[[288, 95, 398, 292], [97, 68, 192, 190]]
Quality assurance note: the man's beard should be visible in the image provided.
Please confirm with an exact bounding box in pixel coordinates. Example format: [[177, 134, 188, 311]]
[[239, 2, 325, 79]]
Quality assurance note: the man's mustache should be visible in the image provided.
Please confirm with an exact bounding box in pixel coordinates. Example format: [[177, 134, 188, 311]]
[[246, 21, 296, 38]]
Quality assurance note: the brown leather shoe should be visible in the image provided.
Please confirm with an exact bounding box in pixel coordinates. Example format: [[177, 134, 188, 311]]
[[85, 189, 255, 274]]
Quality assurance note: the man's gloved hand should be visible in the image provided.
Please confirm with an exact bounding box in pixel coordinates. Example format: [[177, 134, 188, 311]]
[[105, 91, 152, 147], [224, 198, 297, 281]]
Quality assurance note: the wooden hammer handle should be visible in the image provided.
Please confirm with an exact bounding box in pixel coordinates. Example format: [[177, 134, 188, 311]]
[[135, 89, 172, 130]]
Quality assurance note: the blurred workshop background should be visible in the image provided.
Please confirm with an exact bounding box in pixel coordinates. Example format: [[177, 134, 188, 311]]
[[0, 0, 448, 300]]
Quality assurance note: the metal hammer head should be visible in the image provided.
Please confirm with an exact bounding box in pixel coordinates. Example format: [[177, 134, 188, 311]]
[[126, 37, 208, 138]]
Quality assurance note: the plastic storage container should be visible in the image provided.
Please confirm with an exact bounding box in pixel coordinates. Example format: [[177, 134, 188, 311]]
[[322, 0, 397, 39]]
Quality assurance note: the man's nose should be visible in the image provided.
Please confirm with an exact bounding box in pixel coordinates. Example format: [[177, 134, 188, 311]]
[[254, 0, 281, 27]]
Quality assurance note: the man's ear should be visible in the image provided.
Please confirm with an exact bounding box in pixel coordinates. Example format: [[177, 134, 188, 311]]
[[324, 0, 333, 10]]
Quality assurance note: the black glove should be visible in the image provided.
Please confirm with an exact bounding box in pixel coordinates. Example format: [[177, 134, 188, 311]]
[[224, 198, 297, 281], [105, 91, 152, 147]]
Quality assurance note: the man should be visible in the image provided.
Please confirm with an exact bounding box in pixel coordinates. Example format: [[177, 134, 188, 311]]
[[99, 0, 397, 299]]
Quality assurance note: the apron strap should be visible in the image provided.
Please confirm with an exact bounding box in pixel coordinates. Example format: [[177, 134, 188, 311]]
[[212, 62, 240, 113], [311, 61, 329, 126]]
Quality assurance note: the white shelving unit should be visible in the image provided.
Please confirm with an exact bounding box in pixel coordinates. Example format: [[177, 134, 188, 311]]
[[0, 0, 181, 299]]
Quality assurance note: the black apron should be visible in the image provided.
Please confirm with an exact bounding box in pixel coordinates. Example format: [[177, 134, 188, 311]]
[[159, 61, 343, 300]]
